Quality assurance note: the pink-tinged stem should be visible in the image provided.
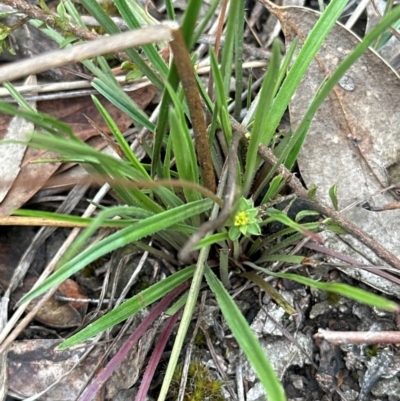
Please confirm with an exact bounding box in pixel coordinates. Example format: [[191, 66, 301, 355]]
[[135, 310, 182, 401], [78, 281, 188, 401], [305, 243, 400, 286]]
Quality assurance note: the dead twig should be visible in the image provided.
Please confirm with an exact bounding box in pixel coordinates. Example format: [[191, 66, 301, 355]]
[[0, 25, 172, 84], [315, 329, 400, 345]]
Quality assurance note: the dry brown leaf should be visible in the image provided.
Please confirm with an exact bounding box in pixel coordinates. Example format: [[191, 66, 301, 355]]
[[12, 277, 87, 328], [7, 320, 158, 401], [37, 87, 151, 139], [0, 75, 37, 203], [0, 238, 87, 328], [0, 85, 157, 216], [0, 145, 61, 217], [269, 4, 400, 290], [7, 339, 105, 401]]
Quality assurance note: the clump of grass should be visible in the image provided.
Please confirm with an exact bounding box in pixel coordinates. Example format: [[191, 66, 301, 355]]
[[1, 0, 400, 400]]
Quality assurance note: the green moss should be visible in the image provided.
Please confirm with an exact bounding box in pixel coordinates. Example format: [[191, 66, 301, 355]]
[[364, 344, 379, 357], [326, 291, 341, 305], [168, 359, 224, 401]]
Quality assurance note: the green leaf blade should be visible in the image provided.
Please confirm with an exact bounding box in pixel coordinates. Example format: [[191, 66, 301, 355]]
[[20, 199, 213, 304], [58, 265, 195, 349], [259, 0, 350, 149], [205, 267, 287, 401], [249, 263, 400, 313]]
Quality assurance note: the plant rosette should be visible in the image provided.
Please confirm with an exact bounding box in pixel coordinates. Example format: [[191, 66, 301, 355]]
[[228, 197, 262, 241]]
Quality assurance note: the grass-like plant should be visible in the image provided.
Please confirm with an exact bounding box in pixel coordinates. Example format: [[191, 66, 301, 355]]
[[2, 0, 400, 400]]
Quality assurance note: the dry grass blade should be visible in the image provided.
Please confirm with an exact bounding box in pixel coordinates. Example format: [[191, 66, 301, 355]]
[[0, 25, 172, 84]]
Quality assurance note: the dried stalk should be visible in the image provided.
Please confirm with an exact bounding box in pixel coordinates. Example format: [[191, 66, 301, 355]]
[[0, 25, 172, 84], [315, 329, 400, 345], [169, 24, 216, 193], [0, 216, 97, 228]]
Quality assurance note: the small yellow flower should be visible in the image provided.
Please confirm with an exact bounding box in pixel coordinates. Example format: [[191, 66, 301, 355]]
[[234, 211, 249, 226]]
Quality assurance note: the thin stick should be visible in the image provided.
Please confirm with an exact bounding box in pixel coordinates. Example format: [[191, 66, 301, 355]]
[[169, 24, 216, 193], [315, 329, 400, 345], [0, 25, 172, 84]]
